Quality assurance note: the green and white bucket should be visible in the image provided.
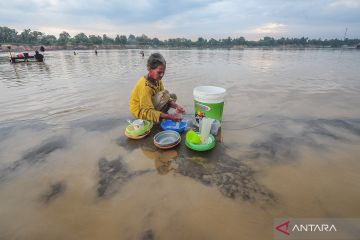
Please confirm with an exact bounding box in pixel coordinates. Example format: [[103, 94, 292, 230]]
[[193, 86, 226, 124]]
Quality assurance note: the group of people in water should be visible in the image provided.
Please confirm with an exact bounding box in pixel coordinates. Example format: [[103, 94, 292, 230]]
[[10, 46, 45, 63], [72, 49, 144, 57], [73, 49, 97, 55]]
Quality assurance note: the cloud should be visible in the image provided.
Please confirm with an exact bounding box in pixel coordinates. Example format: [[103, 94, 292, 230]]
[[240, 23, 288, 40], [329, 0, 360, 8], [0, 0, 360, 39], [249, 23, 287, 34]]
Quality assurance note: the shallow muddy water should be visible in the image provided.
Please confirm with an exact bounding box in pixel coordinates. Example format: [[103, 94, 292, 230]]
[[0, 49, 360, 239]]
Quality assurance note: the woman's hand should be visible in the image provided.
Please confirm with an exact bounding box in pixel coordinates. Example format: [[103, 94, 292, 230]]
[[175, 105, 185, 114], [170, 113, 182, 122], [160, 112, 182, 122], [169, 101, 185, 113]]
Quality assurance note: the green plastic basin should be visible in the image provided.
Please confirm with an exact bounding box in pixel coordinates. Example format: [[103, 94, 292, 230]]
[[185, 132, 215, 151]]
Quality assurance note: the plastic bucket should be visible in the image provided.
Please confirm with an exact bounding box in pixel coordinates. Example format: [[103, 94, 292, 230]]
[[193, 86, 226, 124]]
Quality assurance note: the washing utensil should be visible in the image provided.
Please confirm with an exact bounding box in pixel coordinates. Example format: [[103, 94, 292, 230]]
[[200, 118, 214, 144], [125, 120, 153, 137], [154, 130, 181, 149], [186, 130, 201, 144], [160, 120, 187, 133], [132, 119, 144, 129], [193, 86, 226, 125], [185, 131, 216, 151], [125, 129, 151, 139]]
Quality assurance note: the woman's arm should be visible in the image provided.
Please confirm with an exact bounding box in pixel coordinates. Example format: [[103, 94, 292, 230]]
[[169, 101, 185, 113]]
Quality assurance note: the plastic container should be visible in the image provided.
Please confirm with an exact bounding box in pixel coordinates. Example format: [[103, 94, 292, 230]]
[[200, 118, 213, 144], [132, 119, 144, 129], [197, 119, 221, 136], [210, 120, 221, 135], [185, 132, 216, 151], [193, 86, 226, 125], [160, 120, 188, 133], [126, 120, 153, 136], [154, 130, 180, 146], [186, 130, 201, 144]]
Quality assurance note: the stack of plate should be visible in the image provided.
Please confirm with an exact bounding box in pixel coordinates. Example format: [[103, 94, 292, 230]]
[[125, 120, 153, 139], [154, 130, 181, 149]]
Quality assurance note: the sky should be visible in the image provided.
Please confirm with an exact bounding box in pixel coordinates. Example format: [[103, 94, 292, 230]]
[[0, 0, 359, 40]]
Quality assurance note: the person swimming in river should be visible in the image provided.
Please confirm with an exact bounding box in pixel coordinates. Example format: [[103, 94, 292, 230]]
[[129, 53, 185, 122]]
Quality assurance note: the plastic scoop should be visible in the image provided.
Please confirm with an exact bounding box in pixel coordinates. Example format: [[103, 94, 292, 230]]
[[186, 130, 201, 144]]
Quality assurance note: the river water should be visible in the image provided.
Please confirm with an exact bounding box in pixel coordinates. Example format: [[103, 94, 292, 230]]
[[0, 49, 360, 239]]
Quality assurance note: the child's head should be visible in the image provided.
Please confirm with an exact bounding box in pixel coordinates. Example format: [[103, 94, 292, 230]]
[[147, 53, 166, 81]]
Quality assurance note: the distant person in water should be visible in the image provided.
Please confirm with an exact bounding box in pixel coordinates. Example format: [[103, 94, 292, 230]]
[[140, 50, 144, 57], [73, 51, 76, 55], [95, 48, 98, 55], [129, 53, 185, 122], [34, 50, 44, 62]]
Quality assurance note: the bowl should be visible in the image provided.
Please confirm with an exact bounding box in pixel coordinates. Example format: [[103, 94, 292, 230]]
[[160, 120, 187, 133], [154, 137, 181, 149], [154, 130, 181, 147], [126, 120, 153, 136], [185, 132, 216, 151], [125, 129, 151, 139]]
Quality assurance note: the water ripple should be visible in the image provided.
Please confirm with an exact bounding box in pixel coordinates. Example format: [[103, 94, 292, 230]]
[[1, 49, 360, 125]]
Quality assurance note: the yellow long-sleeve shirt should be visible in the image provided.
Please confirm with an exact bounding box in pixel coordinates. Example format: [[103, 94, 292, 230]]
[[129, 76, 164, 122]]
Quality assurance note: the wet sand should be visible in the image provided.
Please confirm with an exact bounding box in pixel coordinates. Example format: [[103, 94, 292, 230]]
[[0, 114, 359, 239]]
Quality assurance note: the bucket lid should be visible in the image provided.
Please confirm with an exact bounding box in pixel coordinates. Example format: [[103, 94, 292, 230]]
[[193, 86, 226, 100]]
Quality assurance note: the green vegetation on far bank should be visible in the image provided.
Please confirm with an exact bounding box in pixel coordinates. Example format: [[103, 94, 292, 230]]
[[1, 26, 360, 49]]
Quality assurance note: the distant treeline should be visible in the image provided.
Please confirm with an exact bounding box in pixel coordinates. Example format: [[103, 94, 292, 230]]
[[1, 26, 359, 48]]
